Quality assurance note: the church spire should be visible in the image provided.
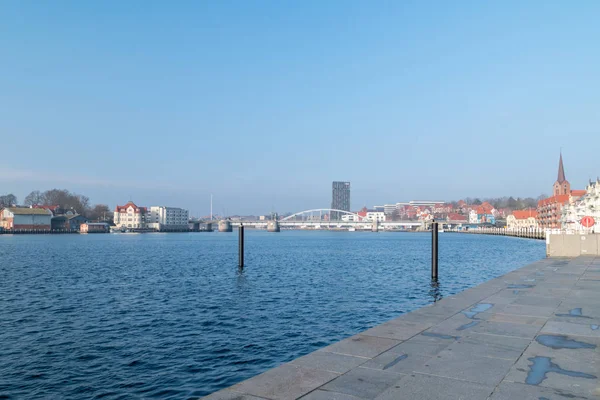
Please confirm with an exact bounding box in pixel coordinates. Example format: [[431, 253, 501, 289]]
[[557, 152, 566, 183]]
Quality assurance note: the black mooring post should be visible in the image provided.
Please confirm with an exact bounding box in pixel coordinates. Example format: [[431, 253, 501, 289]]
[[239, 225, 244, 268], [432, 221, 438, 280]]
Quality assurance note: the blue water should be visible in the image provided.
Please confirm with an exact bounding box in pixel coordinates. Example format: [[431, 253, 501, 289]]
[[0, 231, 544, 399]]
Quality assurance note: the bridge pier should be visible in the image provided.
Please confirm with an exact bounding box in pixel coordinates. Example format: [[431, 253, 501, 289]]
[[218, 220, 232, 232], [372, 220, 379, 232], [267, 220, 280, 232]]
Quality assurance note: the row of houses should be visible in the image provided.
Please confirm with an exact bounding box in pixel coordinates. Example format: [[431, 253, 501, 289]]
[[503, 179, 599, 232], [368, 154, 598, 232], [503, 155, 599, 232], [113, 201, 189, 231], [0, 201, 191, 233], [0, 207, 108, 232], [534, 154, 599, 232], [370, 199, 513, 225]]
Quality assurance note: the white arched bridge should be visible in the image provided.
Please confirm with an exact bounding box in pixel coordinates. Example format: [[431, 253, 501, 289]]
[[219, 208, 425, 230], [281, 208, 367, 221]]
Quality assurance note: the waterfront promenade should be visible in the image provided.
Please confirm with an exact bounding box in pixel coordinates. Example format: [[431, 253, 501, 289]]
[[203, 256, 600, 399]]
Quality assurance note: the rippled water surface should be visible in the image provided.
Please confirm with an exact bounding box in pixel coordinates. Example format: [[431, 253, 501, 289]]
[[0, 231, 544, 398]]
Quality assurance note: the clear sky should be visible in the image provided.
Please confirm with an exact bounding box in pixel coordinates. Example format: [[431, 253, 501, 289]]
[[1, 1, 599, 216]]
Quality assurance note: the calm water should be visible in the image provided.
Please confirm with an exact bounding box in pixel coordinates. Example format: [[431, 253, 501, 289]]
[[0, 231, 544, 399]]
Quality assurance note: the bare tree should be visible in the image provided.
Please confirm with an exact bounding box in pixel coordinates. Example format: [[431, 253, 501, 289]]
[[39, 189, 91, 215], [24, 190, 44, 206], [0, 194, 18, 207], [76, 195, 90, 215], [88, 204, 111, 221]]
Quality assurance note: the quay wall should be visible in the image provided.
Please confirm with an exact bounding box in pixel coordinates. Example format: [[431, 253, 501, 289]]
[[547, 233, 600, 257]]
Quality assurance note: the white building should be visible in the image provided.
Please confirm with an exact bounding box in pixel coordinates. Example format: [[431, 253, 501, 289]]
[[341, 214, 361, 222], [506, 209, 539, 230], [469, 210, 478, 224], [147, 206, 189, 231], [561, 179, 600, 232], [114, 201, 148, 229], [409, 200, 445, 206], [383, 204, 397, 215], [366, 211, 386, 222]]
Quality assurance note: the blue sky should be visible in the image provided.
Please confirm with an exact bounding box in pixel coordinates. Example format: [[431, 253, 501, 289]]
[[1, 1, 599, 216]]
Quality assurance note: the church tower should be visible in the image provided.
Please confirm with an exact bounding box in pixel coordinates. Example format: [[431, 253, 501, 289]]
[[553, 153, 570, 196]]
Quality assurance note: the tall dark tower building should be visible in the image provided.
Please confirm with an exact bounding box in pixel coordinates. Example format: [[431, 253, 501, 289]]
[[553, 153, 571, 196], [331, 181, 351, 220]]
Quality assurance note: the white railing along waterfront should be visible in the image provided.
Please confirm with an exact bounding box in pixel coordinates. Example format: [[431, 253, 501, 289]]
[[446, 227, 546, 240]]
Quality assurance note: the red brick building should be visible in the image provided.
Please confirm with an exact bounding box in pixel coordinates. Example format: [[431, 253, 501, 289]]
[[537, 154, 586, 229]]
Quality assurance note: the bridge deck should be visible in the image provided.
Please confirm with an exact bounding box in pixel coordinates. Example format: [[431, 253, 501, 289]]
[[203, 256, 600, 399]]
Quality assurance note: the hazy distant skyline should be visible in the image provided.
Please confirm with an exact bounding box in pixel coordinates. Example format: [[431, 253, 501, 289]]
[[1, 1, 599, 214]]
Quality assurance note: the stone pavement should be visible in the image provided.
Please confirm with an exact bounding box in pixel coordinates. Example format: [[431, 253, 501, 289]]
[[203, 257, 600, 399]]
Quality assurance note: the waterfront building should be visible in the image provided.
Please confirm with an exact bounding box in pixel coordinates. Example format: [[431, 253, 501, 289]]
[[401, 205, 418, 220], [408, 200, 445, 206], [383, 204, 396, 215], [50, 214, 87, 230], [341, 214, 360, 222], [468, 209, 478, 224], [80, 222, 110, 233], [446, 213, 467, 225], [391, 201, 448, 220], [416, 207, 432, 221], [506, 209, 538, 230], [0, 207, 52, 230], [537, 154, 586, 229], [67, 214, 88, 230], [331, 181, 350, 220], [432, 203, 452, 215], [32, 204, 60, 215], [147, 206, 189, 231], [51, 216, 68, 230], [365, 211, 386, 222], [476, 202, 496, 224], [113, 201, 148, 229], [561, 179, 600, 232]]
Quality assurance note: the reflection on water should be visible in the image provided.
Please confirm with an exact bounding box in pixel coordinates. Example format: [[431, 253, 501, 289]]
[[429, 280, 442, 302]]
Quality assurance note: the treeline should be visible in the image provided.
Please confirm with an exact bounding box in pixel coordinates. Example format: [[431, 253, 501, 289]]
[[452, 195, 547, 210], [0, 189, 112, 222], [0, 194, 17, 207]]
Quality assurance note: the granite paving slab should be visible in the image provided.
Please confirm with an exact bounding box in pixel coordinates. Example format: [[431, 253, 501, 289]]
[[443, 332, 532, 361], [489, 381, 593, 400], [320, 335, 401, 359], [202, 390, 270, 400], [360, 320, 431, 341], [318, 367, 404, 399], [219, 365, 340, 400], [289, 351, 368, 374], [389, 333, 455, 357], [541, 320, 600, 338], [374, 373, 495, 400], [299, 390, 364, 400], [360, 348, 431, 374], [412, 349, 515, 386]]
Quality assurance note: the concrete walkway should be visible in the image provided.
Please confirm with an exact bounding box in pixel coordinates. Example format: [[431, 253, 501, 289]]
[[203, 257, 600, 400]]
